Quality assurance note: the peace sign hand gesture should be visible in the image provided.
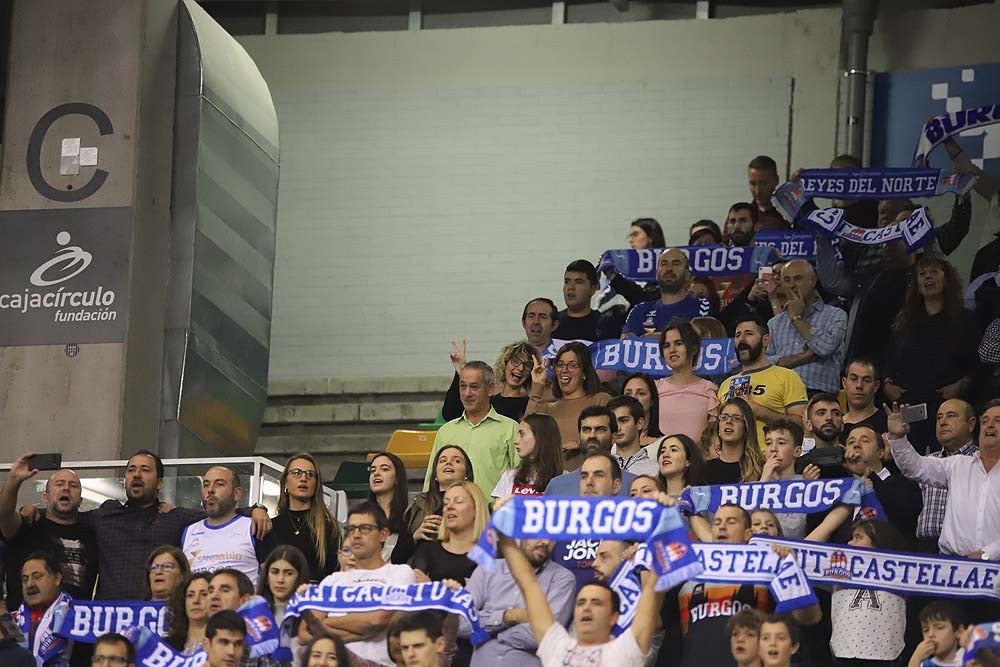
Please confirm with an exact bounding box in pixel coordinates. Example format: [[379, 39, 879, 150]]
[[450, 339, 467, 374], [530, 354, 550, 387]]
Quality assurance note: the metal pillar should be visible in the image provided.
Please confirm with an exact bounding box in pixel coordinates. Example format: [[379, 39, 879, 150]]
[[842, 0, 878, 162]]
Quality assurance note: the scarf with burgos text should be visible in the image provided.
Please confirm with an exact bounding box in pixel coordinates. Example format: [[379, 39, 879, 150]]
[[771, 168, 976, 223], [695, 537, 1000, 601], [54, 600, 166, 644], [605, 244, 781, 281], [677, 478, 886, 520], [913, 103, 1000, 166], [543, 337, 737, 380], [120, 625, 208, 667], [14, 591, 73, 666], [282, 582, 490, 647], [469, 497, 704, 592]]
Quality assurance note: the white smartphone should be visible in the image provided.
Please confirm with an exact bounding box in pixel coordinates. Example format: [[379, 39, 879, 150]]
[[900, 403, 928, 423]]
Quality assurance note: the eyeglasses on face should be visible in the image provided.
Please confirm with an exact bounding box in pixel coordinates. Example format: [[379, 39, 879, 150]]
[[149, 562, 178, 573], [345, 523, 378, 535], [288, 468, 317, 480], [719, 414, 745, 423], [509, 358, 532, 369], [555, 362, 580, 371]]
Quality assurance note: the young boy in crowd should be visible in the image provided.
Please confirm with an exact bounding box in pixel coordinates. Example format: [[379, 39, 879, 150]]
[[728, 609, 764, 667], [758, 615, 800, 667], [908, 601, 968, 667]]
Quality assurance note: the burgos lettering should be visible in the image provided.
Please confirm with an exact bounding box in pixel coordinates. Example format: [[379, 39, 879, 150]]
[[0, 231, 118, 324], [69, 603, 165, 639], [520, 498, 657, 535]]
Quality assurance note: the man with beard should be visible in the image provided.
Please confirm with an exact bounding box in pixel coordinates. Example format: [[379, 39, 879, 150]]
[[622, 249, 713, 338], [795, 393, 848, 479], [717, 318, 808, 447], [183, 467, 268, 586], [765, 260, 847, 395], [544, 406, 635, 497], [23, 451, 272, 600], [0, 454, 97, 609], [458, 538, 575, 667]]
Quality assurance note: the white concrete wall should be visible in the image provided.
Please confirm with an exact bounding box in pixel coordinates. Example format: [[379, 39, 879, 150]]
[[238, 2, 1000, 383]]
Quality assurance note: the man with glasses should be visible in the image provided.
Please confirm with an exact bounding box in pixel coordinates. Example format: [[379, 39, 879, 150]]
[[183, 467, 268, 586], [300, 502, 415, 667], [91, 633, 134, 667]]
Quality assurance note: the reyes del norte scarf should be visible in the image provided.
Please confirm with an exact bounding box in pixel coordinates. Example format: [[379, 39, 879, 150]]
[[470, 497, 704, 592], [678, 478, 886, 519], [913, 103, 1000, 165], [283, 582, 490, 647]]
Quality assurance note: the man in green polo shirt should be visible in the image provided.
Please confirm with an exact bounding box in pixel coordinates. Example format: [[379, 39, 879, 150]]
[[423, 360, 519, 499]]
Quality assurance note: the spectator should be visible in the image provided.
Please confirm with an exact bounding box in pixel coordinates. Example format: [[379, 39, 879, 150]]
[[655, 434, 707, 501], [521, 298, 560, 360], [971, 192, 1000, 281], [915, 400, 978, 553], [728, 609, 764, 667], [759, 420, 809, 539], [668, 505, 819, 667], [497, 495, 667, 667], [747, 156, 788, 232], [622, 372, 664, 445], [842, 357, 888, 438], [908, 601, 968, 667], [93, 633, 135, 667], [758, 616, 802, 667], [527, 342, 612, 465], [843, 424, 923, 541], [705, 398, 765, 485], [689, 220, 723, 246], [406, 445, 473, 543], [797, 393, 847, 478], [458, 538, 575, 667], [72, 450, 268, 600], [492, 413, 563, 499], [144, 545, 190, 602], [258, 545, 309, 627], [749, 509, 783, 537], [885, 400, 1000, 560], [699, 422, 723, 462], [608, 395, 659, 476], [726, 202, 758, 248], [656, 320, 719, 442], [591, 540, 632, 584], [301, 503, 416, 666], [689, 276, 722, 318], [601, 219, 667, 308], [0, 455, 97, 608], [629, 217, 666, 250], [207, 568, 255, 617], [442, 341, 534, 423], [411, 481, 487, 584], [266, 453, 340, 583], [629, 474, 666, 499], [0, 608, 33, 667], [164, 572, 212, 655], [301, 633, 350, 667], [367, 452, 416, 564], [717, 318, 808, 448], [16, 552, 72, 666], [544, 406, 635, 496], [622, 249, 713, 338], [557, 260, 618, 341], [183, 466, 267, 586], [395, 611, 447, 667], [830, 520, 909, 666], [202, 610, 247, 667], [884, 255, 978, 447], [423, 360, 518, 501], [692, 316, 728, 340], [765, 260, 847, 395]]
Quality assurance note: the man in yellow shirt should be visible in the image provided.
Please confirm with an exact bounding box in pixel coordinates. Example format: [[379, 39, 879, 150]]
[[717, 318, 808, 447]]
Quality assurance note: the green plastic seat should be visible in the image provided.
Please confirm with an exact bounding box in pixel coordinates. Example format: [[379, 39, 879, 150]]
[[329, 461, 371, 500]]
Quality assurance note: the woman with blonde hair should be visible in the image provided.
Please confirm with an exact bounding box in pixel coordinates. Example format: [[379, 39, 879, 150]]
[[441, 340, 535, 422], [409, 480, 489, 585]]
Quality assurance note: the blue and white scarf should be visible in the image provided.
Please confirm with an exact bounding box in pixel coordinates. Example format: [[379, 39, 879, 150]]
[[605, 245, 779, 281], [14, 591, 73, 666], [586, 336, 737, 379], [677, 478, 886, 519], [238, 595, 288, 660], [688, 543, 818, 613], [54, 600, 166, 644], [121, 626, 207, 667], [608, 550, 646, 636], [913, 103, 1000, 165], [470, 497, 704, 592], [800, 206, 936, 252], [754, 231, 816, 261], [771, 168, 977, 222], [731, 537, 1000, 600], [283, 582, 490, 647], [964, 622, 1000, 664]]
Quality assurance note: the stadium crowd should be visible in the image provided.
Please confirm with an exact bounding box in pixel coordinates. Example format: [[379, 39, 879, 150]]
[[2, 147, 1000, 667]]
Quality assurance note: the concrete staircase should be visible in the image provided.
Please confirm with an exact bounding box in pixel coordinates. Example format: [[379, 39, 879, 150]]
[[255, 376, 451, 483]]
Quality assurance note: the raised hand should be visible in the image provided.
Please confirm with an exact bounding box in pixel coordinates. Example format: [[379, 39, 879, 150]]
[[802, 464, 821, 481], [530, 354, 549, 387], [7, 453, 40, 486], [882, 402, 909, 440], [450, 339, 467, 374]]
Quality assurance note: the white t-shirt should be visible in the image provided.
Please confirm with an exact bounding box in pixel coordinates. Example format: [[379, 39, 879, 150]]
[[830, 586, 906, 660], [536, 622, 644, 667], [318, 563, 416, 667], [182, 515, 260, 586], [492, 468, 544, 498]]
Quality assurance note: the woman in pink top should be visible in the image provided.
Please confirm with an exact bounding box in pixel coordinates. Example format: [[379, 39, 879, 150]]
[[655, 320, 719, 441]]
